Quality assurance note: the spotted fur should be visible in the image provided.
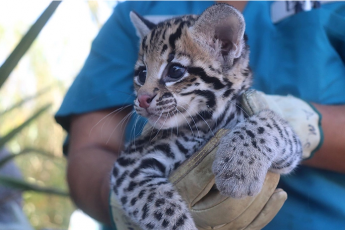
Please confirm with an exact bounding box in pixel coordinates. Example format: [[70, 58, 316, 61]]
[[111, 4, 302, 230]]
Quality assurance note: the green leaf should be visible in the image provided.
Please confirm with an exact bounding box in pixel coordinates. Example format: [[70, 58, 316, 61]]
[[0, 104, 52, 149], [0, 176, 69, 196], [0, 84, 54, 116], [0, 1, 61, 88], [0, 148, 61, 169]]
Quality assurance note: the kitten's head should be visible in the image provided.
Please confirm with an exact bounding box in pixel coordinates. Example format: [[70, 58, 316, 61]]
[[131, 4, 252, 130]]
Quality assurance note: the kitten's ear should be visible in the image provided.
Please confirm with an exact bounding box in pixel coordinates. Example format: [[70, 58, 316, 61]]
[[191, 4, 245, 59], [130, 11, 156, 39]]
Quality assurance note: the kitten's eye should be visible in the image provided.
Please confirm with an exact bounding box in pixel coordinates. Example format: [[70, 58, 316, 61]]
[[167, 64, 186, 80], [138, 68, 147, 84]]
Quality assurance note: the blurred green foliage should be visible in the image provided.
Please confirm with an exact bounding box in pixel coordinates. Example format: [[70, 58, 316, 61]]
[[0, 43, 75, 230], [0, 1, 75, 229]]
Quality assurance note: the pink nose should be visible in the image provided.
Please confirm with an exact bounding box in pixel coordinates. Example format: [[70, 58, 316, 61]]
[[138, 94, 155, 109]]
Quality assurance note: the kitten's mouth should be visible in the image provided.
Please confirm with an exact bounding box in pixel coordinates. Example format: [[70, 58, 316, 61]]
[[146, 112, 176, 129], [136, 103, 180, 129], [147, 113, 169, 122]]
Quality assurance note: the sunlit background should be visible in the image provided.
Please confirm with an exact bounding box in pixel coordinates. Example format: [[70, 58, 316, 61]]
[[0, 1, 121, 229]]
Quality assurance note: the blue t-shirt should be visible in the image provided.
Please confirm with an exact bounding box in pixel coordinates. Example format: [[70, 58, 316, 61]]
[[56, 1, 345, 229]]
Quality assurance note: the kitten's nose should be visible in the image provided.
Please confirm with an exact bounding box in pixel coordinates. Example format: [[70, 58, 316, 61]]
[[138, 94, 156, 109]]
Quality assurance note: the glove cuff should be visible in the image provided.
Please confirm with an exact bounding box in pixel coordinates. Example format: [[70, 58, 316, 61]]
[[303, 102, 324, 159], [240, 89, 323, 159]]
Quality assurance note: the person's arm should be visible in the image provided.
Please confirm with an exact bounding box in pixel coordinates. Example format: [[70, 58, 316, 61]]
[[67, 107, 131, 225], [303, 104, 345, 173]]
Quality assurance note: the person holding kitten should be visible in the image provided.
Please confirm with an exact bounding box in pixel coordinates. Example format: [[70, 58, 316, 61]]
[[56, 1, 345, 230]]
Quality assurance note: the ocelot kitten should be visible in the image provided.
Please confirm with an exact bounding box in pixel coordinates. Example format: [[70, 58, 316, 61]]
[[111, 4, 302, 230]]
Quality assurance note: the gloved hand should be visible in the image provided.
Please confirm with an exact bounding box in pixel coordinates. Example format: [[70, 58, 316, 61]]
[[240, 89, 323, 159], [110, 128, 287, 230], [169, 129, 286, 230]]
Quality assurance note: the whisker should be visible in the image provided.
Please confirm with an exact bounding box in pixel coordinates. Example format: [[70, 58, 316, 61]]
[[183, 104, 215, 136], [151, 113, 168, 142], [179, 103, 214, 136], [176, 107, 195, 136], [174, 110, 179, 136], [89, 104, 132, 136], [106, 111, 134, 144], [179, 105, 201, 137], [140, 119, 148, 135], [168, 112, 173, 139], [130, 114, 141, 150], [196, 111, 215, 136], [101, 107, 129, 138], [150, 111, 164, 140]]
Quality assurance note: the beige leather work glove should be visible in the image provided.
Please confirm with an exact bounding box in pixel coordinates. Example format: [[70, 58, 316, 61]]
[[110, 128, 287, 230], [240, 89, 323, 159], [169, 129, 286, 230]]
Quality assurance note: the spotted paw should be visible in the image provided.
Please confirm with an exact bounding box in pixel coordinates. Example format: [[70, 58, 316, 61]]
[[212, 121, 274, 198], [121, 183, 198, 230], [212, 150, 267, 198]]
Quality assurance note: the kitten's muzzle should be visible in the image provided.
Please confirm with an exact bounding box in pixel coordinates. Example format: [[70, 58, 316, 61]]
[[138, 93, 156, 109]]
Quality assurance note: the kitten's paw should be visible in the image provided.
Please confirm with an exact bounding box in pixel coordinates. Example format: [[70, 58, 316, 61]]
[[125, 185, 197, 230], [212, 130, 270, 198], [213, 159, 267, 198], [138, 199, 197, 230]]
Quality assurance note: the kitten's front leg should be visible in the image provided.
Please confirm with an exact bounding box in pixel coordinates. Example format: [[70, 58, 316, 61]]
[[112, 156, 197, 230], [212, 109, 302, 198]]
